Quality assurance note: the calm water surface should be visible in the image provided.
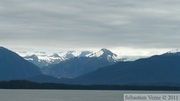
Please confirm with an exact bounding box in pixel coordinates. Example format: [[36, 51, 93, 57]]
[[0, 89, 180, 101]]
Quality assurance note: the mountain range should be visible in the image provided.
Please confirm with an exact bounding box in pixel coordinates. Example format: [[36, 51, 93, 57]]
[[41, 48, 123, 78], [0, 47, 62, 83], [18, 48, 139, 68], [18, 50, 96, 67], [19, 48, 126, 79], [1, 46, 180, 87], [65, 51, 180, 85], [23, 53, 64, 68]]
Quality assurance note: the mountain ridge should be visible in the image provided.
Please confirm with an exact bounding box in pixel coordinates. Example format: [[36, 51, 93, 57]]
[[40, 48, 123, 79], [0, 47, 42, 81], [66, 53, 180, 85], [18, 48, 125, 67], [2, 46, 180, 86]]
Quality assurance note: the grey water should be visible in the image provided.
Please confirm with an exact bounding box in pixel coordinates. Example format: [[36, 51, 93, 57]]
[[0, 89, 180, 101]]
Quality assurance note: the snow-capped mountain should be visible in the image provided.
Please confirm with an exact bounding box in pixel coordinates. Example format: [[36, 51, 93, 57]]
[[17, 51, 63, 67], [23, 53, 64, 68], [88, 48, 120, 62], [63, 51, 76, 59], [41, 48, 125, 78], [79, 51, 92, 57], [17, 48, 143, 68], [70, 52, 180, 85], [63, 51, 93, 59], [18, 50, 93, 67]]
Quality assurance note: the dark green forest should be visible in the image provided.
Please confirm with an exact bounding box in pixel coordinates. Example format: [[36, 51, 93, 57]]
[[1, 80, 180, 91]]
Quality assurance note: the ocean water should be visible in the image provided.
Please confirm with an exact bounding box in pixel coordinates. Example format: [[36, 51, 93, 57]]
[[0, 89, 180, 101]]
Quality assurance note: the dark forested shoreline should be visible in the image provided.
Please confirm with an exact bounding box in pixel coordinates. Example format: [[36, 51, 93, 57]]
[[1, 80, 180, 91]]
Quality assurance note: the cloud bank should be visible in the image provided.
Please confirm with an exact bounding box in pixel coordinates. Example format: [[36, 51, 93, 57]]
[[0, 0, 180, 53]]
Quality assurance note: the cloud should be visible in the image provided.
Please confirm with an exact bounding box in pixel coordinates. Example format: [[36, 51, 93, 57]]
[[1, 0, 180, 52]]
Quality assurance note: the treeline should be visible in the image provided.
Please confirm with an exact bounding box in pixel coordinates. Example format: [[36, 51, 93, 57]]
[[1, 80, 180, 91]]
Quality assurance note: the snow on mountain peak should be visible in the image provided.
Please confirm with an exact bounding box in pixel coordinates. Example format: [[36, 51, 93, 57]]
[[79, 51, 92, 57], [24, 54, 38, 61], [63, 51, 76, 59], [17, 51, 64, 67], [63, 50, 93, 59], [50, 53, 60, 58], [87, 48, 119, 62], [101, 48, 117, 57], [101, 48, 112, 52], [17, 48, 134, 67]]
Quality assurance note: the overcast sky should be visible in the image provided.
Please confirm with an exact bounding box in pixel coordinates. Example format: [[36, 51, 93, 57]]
[[1, 0, 180, 56]]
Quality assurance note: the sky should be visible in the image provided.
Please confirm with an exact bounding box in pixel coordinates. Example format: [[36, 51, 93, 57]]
[[1, 0, 180, 56]]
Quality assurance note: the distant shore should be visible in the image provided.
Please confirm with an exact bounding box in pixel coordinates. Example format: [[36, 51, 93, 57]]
[[0, 80, 180, 91]]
